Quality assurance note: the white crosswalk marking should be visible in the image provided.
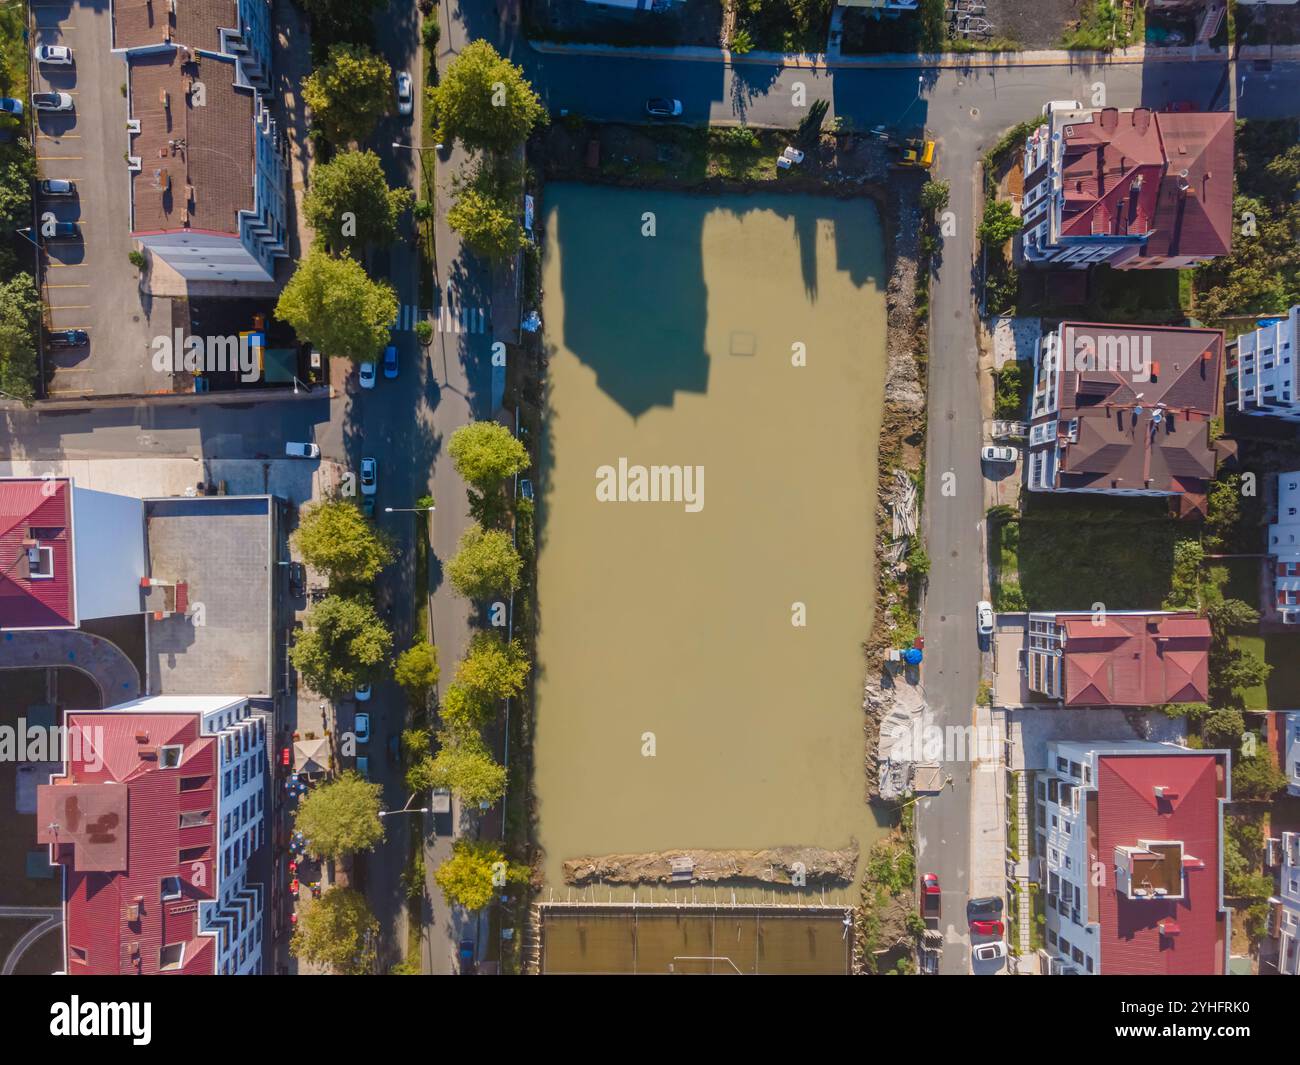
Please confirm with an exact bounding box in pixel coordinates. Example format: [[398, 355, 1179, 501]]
[[435, 301, 488, 334], [392, 304, 429, 332]]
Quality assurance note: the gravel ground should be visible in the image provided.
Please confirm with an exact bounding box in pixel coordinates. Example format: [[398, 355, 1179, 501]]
[[982, 0, 1086, 48]]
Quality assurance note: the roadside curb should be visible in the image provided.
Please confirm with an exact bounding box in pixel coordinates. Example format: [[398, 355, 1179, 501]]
[[527, 38, 1300, 70]]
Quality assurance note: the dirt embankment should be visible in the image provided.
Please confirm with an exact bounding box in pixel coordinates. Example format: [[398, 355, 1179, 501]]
[[563, 843, 859, 886]]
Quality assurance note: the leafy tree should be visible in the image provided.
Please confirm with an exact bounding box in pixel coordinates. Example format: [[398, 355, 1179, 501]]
[[394, 640, 440, 702], [303, 150, 413, 254], [426, 729, 508, 806], [290, 596, 393, 698], [0, 272, 40, 402], [446, 184, 526, 262], [439, 681, 494, 736], [302, 44, 393, 146], [1205, 474, 1242, 550], [292, 499, 393, 587], [433, 839, 529, 910], [1214, 646, 1271, 695], [455, 632, 531, 702], [796, 98, 829, 147], [0, 139, 35, 232], [1208, 598, 1260, 635], [1232, 752, 1287, 800], [920, 179, 950, 215], [291, 887, 379, 974], [428, 40, 545, 154], [447, 523, 523, 598], [1201, 708, 1246, 749], [978, 200, 1022, 247], [275, 247, 399, 362], [448, 421, 530, 487], [294, 771, 385, 860], [1162, 539, 1206, 611]]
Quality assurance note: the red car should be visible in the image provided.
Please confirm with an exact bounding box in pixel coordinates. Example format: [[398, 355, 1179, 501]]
[[280, 746, 291, 768], [970, 919, 1005, 937], [921, 873, 940, 896]]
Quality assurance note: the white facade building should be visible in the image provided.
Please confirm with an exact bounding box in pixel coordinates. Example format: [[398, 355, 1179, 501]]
[[1269, 471, 1300, 623], [1227, 306, 1300, 422]]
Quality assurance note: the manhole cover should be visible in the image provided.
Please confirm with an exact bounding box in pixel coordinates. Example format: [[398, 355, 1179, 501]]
[[971, 107, 979, 118], [947, 410, 955, 420]]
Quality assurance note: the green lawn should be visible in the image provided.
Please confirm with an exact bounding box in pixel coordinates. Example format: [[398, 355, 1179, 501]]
[[1020, 264, 1189, 323], [1014, 496, 1180, 610], [1230, 633, 1300, 711]]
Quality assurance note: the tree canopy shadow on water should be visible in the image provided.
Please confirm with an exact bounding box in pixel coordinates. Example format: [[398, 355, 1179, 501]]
[[544, 182, 885, 420]]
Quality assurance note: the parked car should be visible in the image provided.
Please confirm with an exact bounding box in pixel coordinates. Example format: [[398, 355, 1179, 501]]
[[287, 561, 306, 599], [360, 457, 378, 495], [387, 734, 399, 763], [0, 98, 23, 116], [362, 496, 376, 519], [395, 71, 413, 116], [31, 92, 74, 112], [921, 872, 941, 924], [354, 683, 372, 702], [50, 221, 79, 238], [970, 919, 1004, 937], [972, 941, 1007, 963], [284, 441, 320, 459], [967, 896, 1004, 920], [458, 939, 476, 975], [980, 445, 1016, 464], [977, 600, 994, 637], [47, 328, 88, 348], [356, 755, 370, 779], [382, 344, 398, 380], [354, 712, 371, 745], [34, 45, 73, 65], [645, 97, 683, 118], [358, 361, 376, 389], [39, 178, 75, 197]]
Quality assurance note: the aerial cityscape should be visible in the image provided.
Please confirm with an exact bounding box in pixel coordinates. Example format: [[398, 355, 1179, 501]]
[[0, 0, 1298, 998]]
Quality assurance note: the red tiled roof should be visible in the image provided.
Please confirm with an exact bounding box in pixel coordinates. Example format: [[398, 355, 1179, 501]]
[[1057, 612, 1210, 706], [0, 478, 76, 629], [112, 0, 237, 53], [1054, 108, 1233, 260], [37, 712, 218, 975], [1096, 753, 1226, 974]]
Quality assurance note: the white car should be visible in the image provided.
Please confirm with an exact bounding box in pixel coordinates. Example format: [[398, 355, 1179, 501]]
[[360, 457, 378, 496], [284, 441, 320, 459], [977, 600, 994, 636], [354, 711, 371, 744], [35, 45, 73, 66], [395, 71, 413, 116], [354, 684, 372, 703], [972, 940, 1007, 963], [358, 361, 376, 389], [31, 91, 73, 112], [981, 445, 1017, 464]]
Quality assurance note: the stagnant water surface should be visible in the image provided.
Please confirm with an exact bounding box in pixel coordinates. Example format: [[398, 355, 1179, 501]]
[[534, 184, 890, 900]]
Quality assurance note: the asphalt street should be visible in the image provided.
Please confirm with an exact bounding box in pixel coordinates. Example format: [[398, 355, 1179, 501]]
[[4, 9, 1300, 976]]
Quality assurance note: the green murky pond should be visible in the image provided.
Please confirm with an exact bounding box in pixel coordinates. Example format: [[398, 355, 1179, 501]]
[[534, 184, 890, 901]]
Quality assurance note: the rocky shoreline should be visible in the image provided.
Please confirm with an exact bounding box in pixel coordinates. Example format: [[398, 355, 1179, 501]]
[[563, 843, 860, 887]]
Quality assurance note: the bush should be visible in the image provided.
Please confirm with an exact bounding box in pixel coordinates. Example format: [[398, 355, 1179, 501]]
[[422, 17, 441, 50], [128, 250, 146, 269]]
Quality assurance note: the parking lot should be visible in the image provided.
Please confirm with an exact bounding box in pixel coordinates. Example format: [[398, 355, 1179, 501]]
[[29, 2, 160, 398]]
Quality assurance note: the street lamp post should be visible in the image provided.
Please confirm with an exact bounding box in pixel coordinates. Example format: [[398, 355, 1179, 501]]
[[384, 504, 436, 514], [15, 227, 42, 251], [378, 793, 431, 819]]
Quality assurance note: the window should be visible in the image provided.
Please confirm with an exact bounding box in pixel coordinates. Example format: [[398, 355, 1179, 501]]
[[179, 809, 211, 828], [159, 744, 183, 769], [69, 945, 87, 964], [159, 943, 185, 971], [161, 876, 183, 900], [27, 545, 54, 580], [179, 775, 208, 793], [179, 845, 208, 863]]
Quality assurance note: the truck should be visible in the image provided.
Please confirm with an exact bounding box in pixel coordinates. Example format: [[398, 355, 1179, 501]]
[[899, 137, 936, 169], [920, 872, 944, 972]]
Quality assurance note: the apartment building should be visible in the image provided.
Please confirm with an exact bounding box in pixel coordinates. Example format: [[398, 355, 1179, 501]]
[[1020, 104, 1234, 270], [1037, 741, 1231, 975], [1269, 471, 1300, 623], [1026, 321, 1223, 516], [1271, 831, 1300, 975], [1024, 611, 1211, 707], [36, 695, 268, 975], [1286, 713, 1300, 795], [1225, 307, 1300, 423], [113, 0, 287, 282]]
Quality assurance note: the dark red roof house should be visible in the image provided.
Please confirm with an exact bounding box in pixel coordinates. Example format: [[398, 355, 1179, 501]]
[[1026, 611, 1210, 706], [0, 478, 76, 629]]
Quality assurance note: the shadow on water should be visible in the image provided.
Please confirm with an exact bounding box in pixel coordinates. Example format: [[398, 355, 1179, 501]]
[[545, 183, 884, 420]]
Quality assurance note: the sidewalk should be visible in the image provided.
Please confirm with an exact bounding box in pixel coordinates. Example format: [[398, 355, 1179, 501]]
[[528, 37, 1300, 70]]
